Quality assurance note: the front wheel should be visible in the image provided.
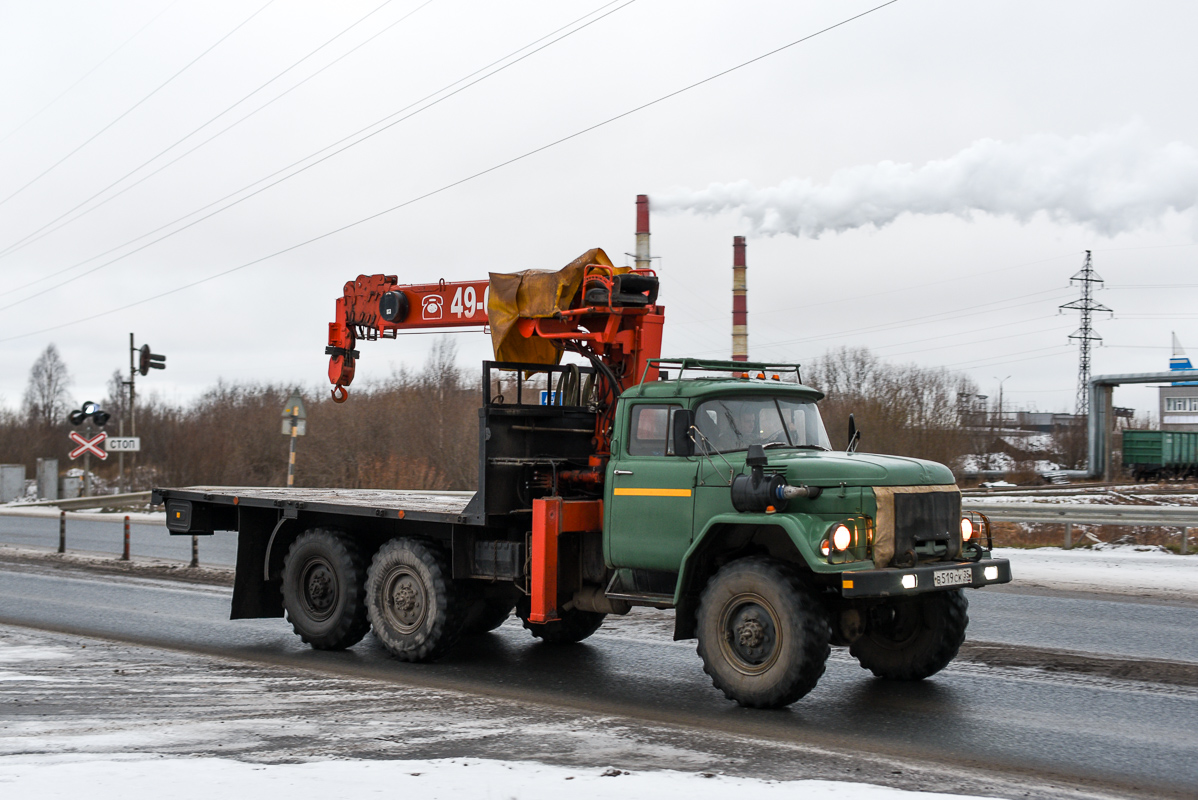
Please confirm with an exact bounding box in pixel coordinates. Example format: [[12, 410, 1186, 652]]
[[366, 538, 464, 662], [696, 557, 830, 709], [849, 590, 968, 681]]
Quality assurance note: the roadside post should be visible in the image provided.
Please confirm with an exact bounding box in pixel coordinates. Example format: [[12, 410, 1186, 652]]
[[281, 390, 307, 487], [58, 511, 65, 554], [122, 515, 130, 561], [1064, 522, 1072, 550], [125, 335, 167, 491], [191, 535, 199, 568]]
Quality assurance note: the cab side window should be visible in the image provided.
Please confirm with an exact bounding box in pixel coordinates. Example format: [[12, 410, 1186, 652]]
[[628, 405, 680, 456]]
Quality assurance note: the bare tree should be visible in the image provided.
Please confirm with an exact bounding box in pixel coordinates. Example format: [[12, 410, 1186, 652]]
[[22, 344, 72, 428]]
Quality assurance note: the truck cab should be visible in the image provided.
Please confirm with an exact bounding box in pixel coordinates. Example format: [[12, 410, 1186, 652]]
[[597, 358, 1010, 706]]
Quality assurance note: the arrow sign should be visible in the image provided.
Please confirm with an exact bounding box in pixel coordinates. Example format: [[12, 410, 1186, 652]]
[[68, 431, 108, 460]]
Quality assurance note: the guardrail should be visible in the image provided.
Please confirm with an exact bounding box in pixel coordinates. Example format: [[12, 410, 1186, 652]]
[[963, 501, 1197, 552], [4, 491, 153, 512]]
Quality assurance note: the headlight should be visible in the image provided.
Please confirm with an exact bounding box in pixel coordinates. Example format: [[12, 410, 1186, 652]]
[[960, 517, 974, 541], [819, 539, 830, 557], [831, 524, 852, 551]]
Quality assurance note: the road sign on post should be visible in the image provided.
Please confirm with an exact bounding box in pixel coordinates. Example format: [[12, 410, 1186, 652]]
[[69, 432, 108, 460], [281, 390, 306, 487], [105, 437, 141, 453]]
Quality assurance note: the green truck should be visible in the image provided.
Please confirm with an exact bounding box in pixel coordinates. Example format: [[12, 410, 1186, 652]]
[[156, 354, 1011, 709]]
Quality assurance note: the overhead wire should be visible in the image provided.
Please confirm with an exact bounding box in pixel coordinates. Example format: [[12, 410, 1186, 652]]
[[0, 1, 278, 209], [0, 0, 184, 146], [0, 0, 638, 305], [0, 0, 902, 343], [694, 285, 1074, 356], [0, 0, 425, 261]]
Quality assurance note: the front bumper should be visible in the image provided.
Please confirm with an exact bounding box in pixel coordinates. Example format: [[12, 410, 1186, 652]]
[[839, 558, 1011, 598]]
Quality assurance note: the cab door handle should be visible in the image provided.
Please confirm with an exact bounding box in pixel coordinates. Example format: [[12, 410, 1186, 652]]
[[613, 469, 633, 475]]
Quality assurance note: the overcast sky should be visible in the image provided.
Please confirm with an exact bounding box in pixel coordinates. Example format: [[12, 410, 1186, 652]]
[[1, 0, 1195, 422]]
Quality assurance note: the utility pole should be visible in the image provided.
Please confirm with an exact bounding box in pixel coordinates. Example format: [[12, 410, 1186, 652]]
[[994, 375, 1011, 431], [1059, 251, 1112, 415]]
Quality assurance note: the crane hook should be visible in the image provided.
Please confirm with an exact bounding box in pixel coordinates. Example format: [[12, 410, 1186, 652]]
[[331, 385, 349, 403]]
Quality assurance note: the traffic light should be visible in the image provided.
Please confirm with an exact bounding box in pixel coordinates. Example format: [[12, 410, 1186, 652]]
[[138, 344, 166, 376], [69, 401, 109, 426]]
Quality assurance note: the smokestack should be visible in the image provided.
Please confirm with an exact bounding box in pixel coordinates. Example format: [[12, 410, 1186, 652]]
[[732, 235, 747, 362], [635, 194, 650, 270]]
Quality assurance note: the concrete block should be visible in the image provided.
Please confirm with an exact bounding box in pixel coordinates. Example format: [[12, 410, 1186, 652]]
[[60, 476, 82, 500], [36, 458, 58, 501], [0, 464, 26, 503]]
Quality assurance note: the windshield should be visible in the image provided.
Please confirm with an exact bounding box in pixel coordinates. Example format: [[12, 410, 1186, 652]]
[[694, 396, 832, 453]]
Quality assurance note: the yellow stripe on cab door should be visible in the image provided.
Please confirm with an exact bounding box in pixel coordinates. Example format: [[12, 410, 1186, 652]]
[[612, 488, 692, 497]]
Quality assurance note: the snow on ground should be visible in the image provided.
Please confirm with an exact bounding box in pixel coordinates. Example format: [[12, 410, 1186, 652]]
[[995, 545, 1198, 600], [0, 629, 1010, 800], [0, 756, 988, 800], [0, 506, 165, 525]]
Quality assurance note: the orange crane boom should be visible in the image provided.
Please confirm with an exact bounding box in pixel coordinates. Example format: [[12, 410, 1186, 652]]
[[326, 260, 664, 409]]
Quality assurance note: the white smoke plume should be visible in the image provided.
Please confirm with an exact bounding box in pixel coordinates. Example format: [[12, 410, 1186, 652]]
[[654, 123, 1198, 238]]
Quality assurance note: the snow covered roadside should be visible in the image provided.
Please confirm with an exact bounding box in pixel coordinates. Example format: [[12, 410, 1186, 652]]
[[994, 545, 1198, 601], [0, 506, 165, 526], [0, 757, 991, 800], [0, 629, 1016, 800]]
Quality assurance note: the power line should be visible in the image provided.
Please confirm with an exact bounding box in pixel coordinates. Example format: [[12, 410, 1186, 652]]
[[0, 0, 637, 306], [0, 0, 423, 261], [696, 285, 1073, 355], [0, 1, 277, 209], [0, 0, 184, 146], [0, 0, 902, 344]]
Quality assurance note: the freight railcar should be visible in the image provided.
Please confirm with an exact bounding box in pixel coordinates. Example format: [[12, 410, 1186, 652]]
[[1122, 430, 1198, 481]]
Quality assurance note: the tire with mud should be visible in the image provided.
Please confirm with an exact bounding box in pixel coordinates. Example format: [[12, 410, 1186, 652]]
[[281, 529, 370, 650], [516, 598, 605, 644], [366, 538, 464, 662], [849, 590, 968, 681], [696, 557, 831, 709]]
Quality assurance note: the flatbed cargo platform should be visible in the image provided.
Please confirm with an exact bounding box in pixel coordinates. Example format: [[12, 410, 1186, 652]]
[[156, 486, 478, 529]]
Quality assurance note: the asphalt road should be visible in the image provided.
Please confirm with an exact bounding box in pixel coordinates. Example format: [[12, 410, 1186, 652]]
[[0, 563, 1195, 798], [0, 513, 235, 565], [3, 513, 1197, 663]]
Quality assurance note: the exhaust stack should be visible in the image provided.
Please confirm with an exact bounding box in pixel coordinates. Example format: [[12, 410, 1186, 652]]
[[732, 235, 747, 362], [635, 194, 651, 270]]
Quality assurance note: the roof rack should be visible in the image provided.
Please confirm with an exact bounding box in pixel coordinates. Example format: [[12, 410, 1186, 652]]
[[639, 357, 802, 386]]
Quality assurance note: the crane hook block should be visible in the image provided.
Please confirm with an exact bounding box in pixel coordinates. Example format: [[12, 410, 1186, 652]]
[[332, 385, 349, 403]]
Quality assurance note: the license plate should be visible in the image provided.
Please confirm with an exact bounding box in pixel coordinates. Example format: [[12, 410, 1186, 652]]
[[933, 567, 972, 587]]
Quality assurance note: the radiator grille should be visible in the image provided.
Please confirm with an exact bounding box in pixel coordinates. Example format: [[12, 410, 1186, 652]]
[[894, 491, 960, 552]]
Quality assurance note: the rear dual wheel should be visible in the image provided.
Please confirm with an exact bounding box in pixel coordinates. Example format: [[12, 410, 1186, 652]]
[[281, 529, 370, 650], [366, 538, 465, 662]]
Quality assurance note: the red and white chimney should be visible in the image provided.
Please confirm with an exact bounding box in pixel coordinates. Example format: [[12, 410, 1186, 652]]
[[635, 194, 651, 270], [732, 236, 747, 362]]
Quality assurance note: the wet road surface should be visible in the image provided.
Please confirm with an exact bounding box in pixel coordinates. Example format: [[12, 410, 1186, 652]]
[[3, 513, 1196, 663], [0, 562, 1195, 798]]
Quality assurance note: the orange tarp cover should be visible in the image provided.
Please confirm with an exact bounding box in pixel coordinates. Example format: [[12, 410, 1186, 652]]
[[487, 247, 614, 365]]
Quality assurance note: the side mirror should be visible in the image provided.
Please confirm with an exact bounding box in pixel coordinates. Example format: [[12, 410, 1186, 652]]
[[672, 409, 695, 457], [847, 414, 861, 453]]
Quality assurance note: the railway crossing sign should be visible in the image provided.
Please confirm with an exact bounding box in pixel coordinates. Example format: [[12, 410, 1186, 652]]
[[68, 431, 108, 461]]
